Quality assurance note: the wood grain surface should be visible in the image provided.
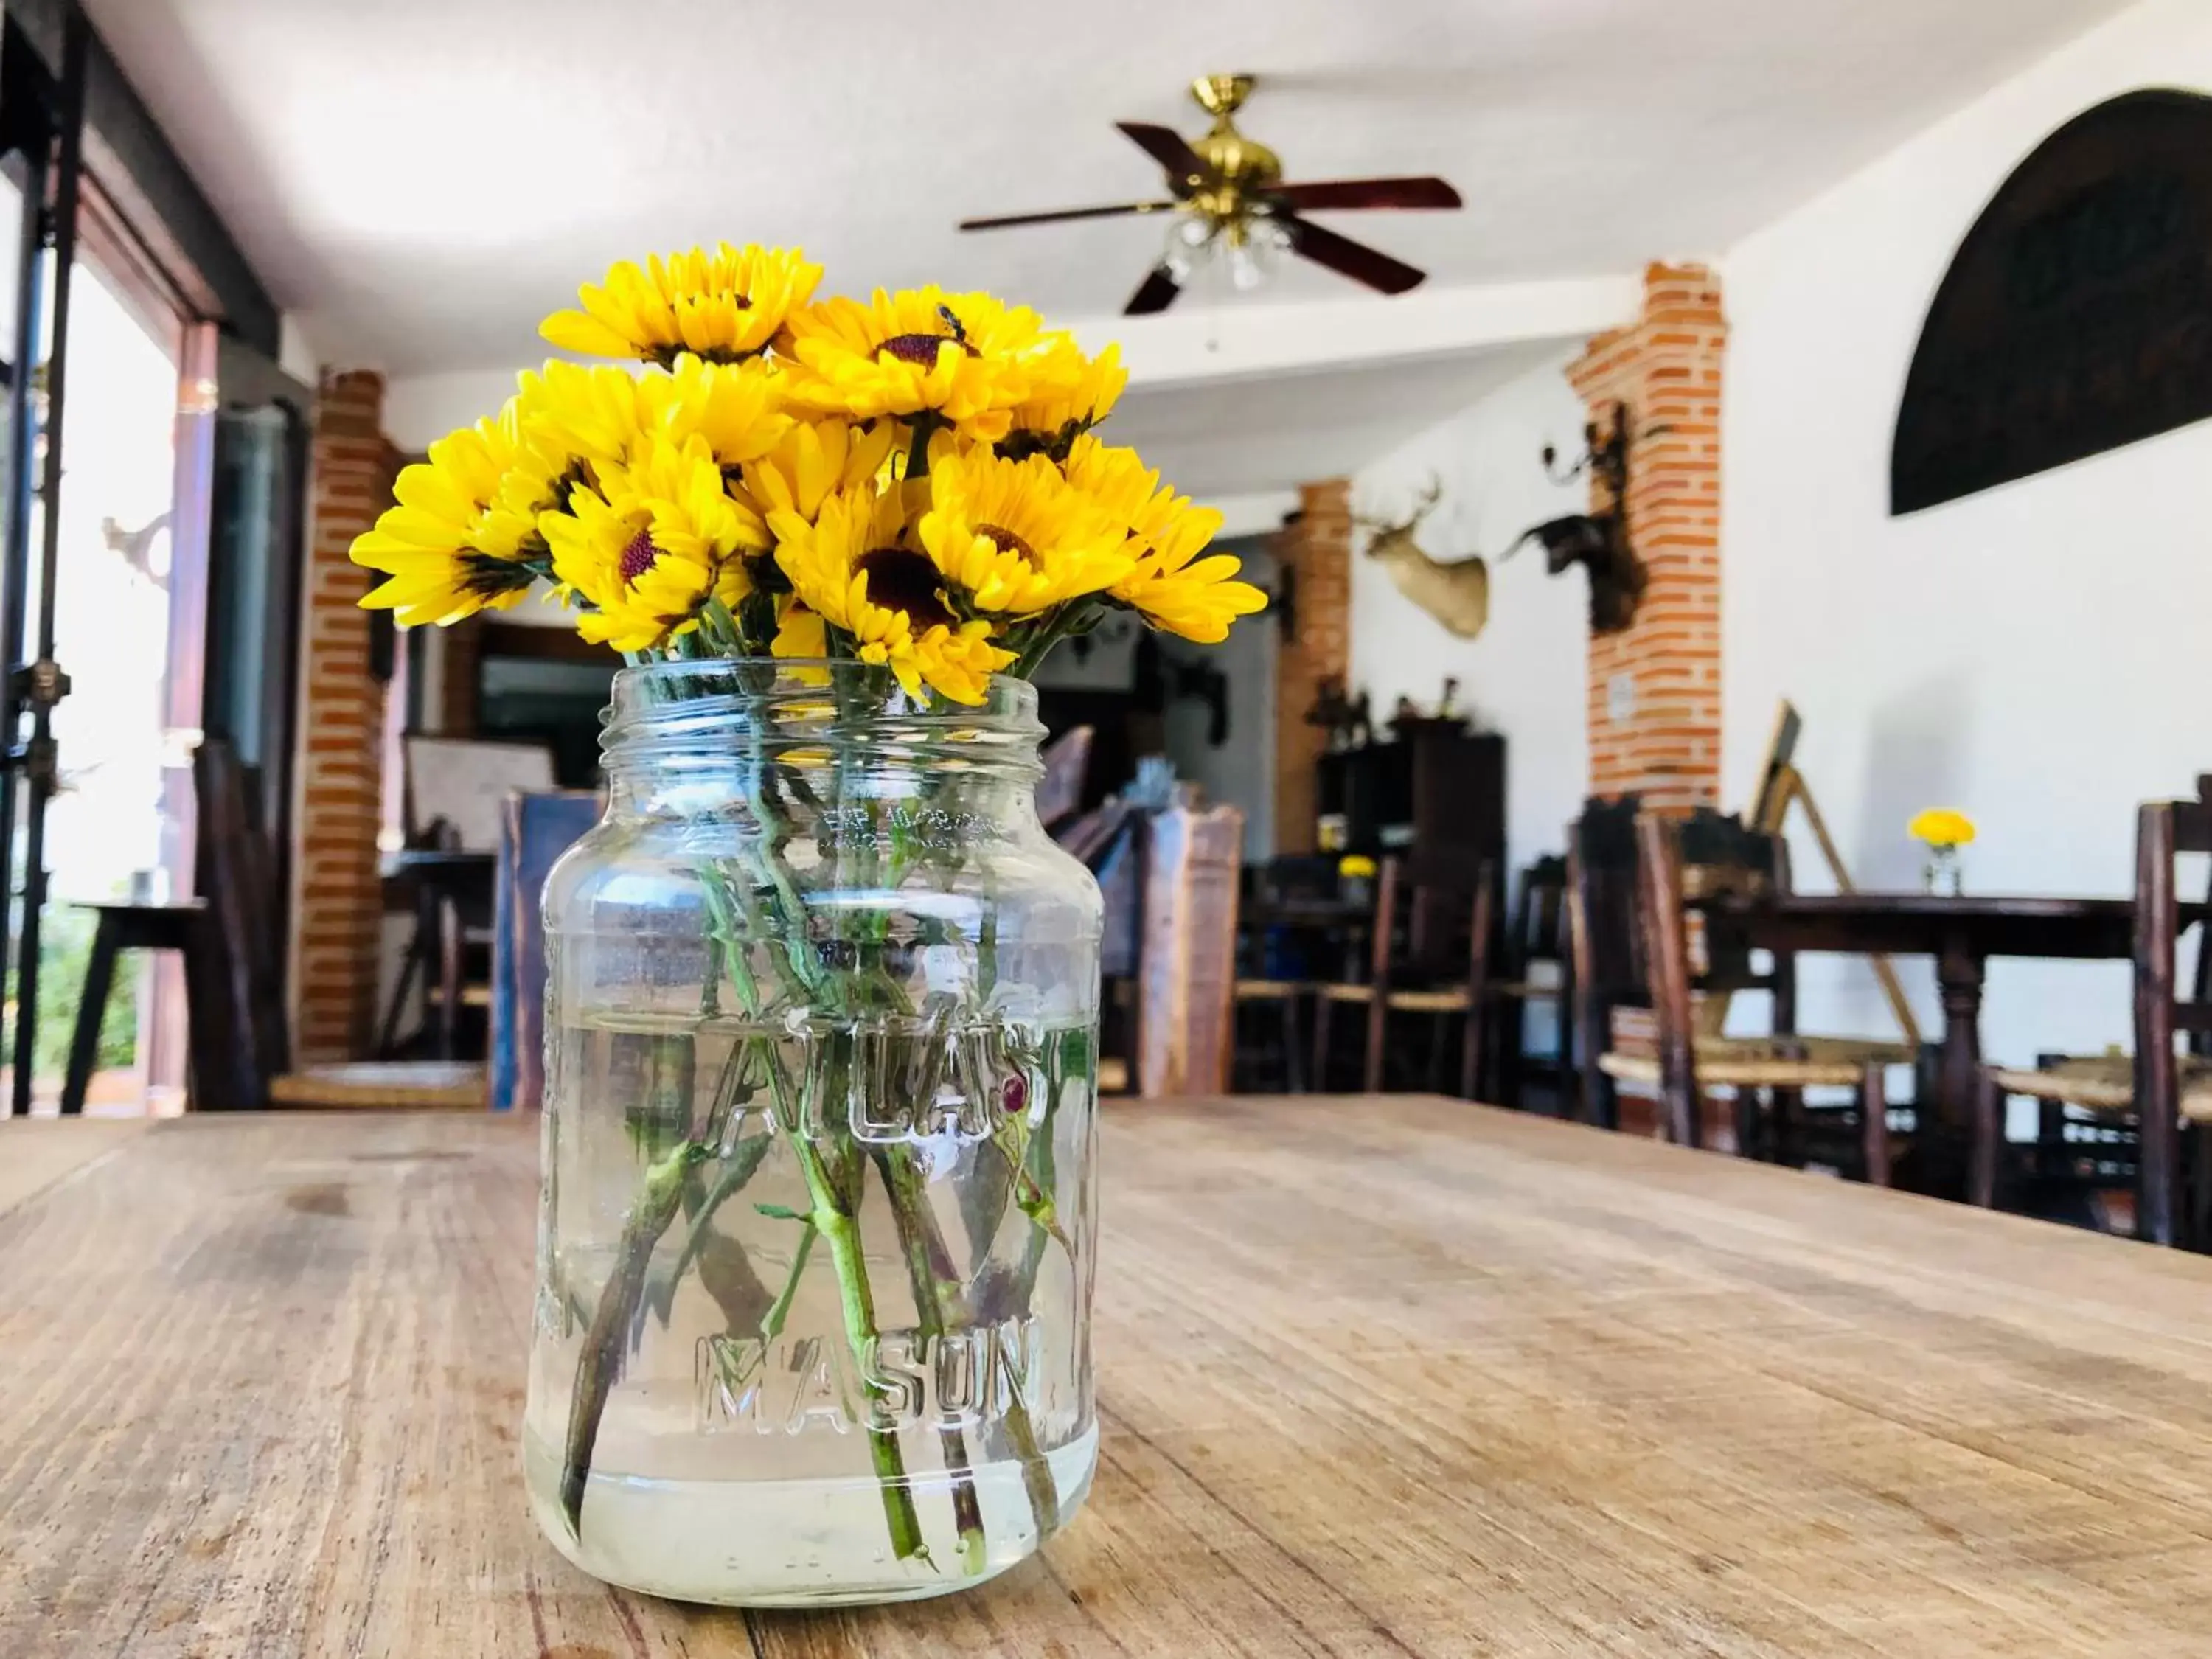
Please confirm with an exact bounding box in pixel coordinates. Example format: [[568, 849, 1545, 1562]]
[[8, 1100, 2212, 1656], [0, 1116, 149, 1220]]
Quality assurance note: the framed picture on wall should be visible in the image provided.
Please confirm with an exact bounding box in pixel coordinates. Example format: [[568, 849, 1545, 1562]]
[[403, 736, 557, 852]]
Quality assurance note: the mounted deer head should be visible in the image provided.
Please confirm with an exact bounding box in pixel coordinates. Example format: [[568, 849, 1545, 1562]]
[[1352, 475, 1490, 640]]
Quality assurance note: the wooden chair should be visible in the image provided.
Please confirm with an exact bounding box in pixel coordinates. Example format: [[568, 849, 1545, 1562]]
[[1310, 856, 1491, 1095], [198, 737, 482, 1111], [1465, 855, 1573, 1108], [488, 789, 601, 1112], [1566, 796, 1647, 1130], [1056, 797, 1141, 1094], [1978, 796, 2212, 1245], [60, 901, 233, 1114], [1230, 856, 1346, 1093], [61, 737, 270, 1114], [1608, 808, 1910, 1180]]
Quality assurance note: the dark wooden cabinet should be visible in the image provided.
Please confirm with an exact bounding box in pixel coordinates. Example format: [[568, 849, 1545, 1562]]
[[1317, 728, 1505, 874]]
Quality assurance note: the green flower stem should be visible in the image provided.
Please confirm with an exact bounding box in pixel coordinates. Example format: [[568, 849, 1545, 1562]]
[[870, 1148, 988, 1573], [759, 1221, 817, 1341], [877, 1147, 1060, 1541], [561, 1139, 706, 1537], [808, 1200, 926, 1562]]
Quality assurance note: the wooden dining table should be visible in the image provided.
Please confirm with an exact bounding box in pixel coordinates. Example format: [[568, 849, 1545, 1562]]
[[1695, 891, 2170, 1189], [10, 1098, 2212, 1655]]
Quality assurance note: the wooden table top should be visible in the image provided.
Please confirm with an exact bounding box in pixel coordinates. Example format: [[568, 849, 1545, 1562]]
[[10, 1101, 2212, 1656], [1703, 890, 2143, 959]]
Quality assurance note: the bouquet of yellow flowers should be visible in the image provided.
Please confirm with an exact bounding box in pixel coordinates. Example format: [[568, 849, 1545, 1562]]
[[350, 243, 1266, 694], [351, 248, 1270, 1607]]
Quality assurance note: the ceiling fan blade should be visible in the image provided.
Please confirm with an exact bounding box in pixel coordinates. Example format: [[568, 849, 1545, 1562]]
[[1283, 216, 1426, 296], [1125, 264, 1181, 316], [1272, 176, 1463, 213], [1116, 121, 1216, 192], [960, 201, 1178, 232]]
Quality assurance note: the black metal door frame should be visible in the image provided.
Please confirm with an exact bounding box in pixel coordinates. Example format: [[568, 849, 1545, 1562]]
[[0, 11, 83, 1116]]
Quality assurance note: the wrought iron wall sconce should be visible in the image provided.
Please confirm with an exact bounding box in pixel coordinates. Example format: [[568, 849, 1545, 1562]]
[[1505, 404, 1646, 634]]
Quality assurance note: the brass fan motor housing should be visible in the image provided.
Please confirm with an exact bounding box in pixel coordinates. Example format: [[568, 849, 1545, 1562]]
[[1186, 73, 1280, 232]]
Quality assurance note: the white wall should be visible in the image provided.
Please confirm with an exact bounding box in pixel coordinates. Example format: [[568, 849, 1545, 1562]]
[[1162, 541, 1279, 858], [1348, 348, 1592, 885], [1720, 0, 2212, 1064]]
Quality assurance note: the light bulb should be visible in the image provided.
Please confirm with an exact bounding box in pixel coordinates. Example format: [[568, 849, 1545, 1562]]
[[1162, 215, 1216, 281], [1229, 242, 1265, 291], [1172, 215, 1214, 248]]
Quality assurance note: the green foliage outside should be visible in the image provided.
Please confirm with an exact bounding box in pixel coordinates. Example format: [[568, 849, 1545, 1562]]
[[0, 905, 139, 1082]]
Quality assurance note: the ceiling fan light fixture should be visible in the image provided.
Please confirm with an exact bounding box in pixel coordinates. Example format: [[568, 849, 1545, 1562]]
[[1162, 212, 1216, 280], [958, 74, 1460, 316], [1228, 241, 1267, 291]]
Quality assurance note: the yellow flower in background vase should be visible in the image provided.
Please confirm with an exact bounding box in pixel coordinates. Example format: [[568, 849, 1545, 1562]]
[[1063, 436, 1267, 644], [783, 288, 1057, 443], [917, 439, 1131, 616], [541, 243, 822, 366], [769, 482, 1012, 703], [349, 403, 551, 627], [540, 434, 758, 652], [1908, 808, 1978, 847]]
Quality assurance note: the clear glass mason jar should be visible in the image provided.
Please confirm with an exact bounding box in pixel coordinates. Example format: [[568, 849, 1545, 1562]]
[[524, 661, 1103, 1607]]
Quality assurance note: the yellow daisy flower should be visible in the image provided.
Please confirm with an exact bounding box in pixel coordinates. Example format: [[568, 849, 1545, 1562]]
[[351, 405, 550, 627], [1004, 341, 1127, 455], [639, 353, 792, 472], [1064, 436, 1267, 644], [517, 359, 645, 472], [540, 243, 822, 367], [782, 288, 1056, 444], [771, 599, 827, 661], [540, 434, 755, 652], [769, 483, 1012, 703], [916, 437, 1131, 616], [735, 416, 898, 529], [1908, 808, 1977, 847]]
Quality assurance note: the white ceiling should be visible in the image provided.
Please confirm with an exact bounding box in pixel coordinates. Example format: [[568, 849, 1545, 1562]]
[[1107, 338, 1568, 500], [84, 0, 2135, 491]]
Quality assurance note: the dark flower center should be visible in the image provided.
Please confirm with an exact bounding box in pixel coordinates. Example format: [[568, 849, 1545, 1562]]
[[618, 529, 659, 585], [457, 553, 534, 599], [880, 333, 975, 366], [978, 524, 1037, 566], [855, 546, 954, 630]]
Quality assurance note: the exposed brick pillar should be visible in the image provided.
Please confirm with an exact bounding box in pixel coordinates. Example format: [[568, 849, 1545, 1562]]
[[1567, 263, 1726, 809], [1270, 479, 1352, 856], [291, 370, 393, 1062]]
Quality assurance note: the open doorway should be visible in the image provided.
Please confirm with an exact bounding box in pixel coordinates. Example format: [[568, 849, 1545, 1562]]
[[14, 253, 186, 1111]]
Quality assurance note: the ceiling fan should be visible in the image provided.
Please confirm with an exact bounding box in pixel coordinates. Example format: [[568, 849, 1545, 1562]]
[[959, 74, 1462, 315]]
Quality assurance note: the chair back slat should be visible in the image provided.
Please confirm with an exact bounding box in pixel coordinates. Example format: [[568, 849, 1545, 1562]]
[[1510, 855, 1569, 971], [193, 736, 285, 1105], [1633, 807, 1800, 1150], [1567, 797, 1644, 1000], [2136, 799, 2184, 1241]]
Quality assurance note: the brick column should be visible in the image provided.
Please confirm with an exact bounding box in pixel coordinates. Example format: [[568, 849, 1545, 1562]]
[[1567, 263, 1726, 809], [1270, 479, 1352, 855], [291, 370, 394, 1062]]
